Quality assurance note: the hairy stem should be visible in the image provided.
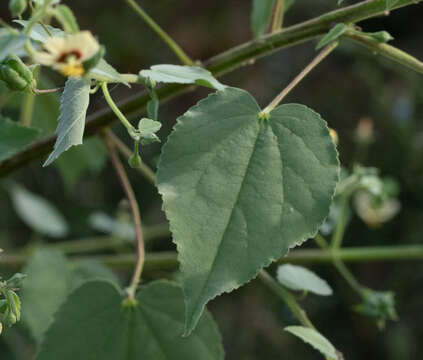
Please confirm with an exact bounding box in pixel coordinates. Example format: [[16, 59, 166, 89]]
[[103, 133, 145, 300], [258, 270, 315, 329], [124, 0, 193, 66], [1, 0, 420, 177], [262, 41, 338, 114], [345, 32, 423, 74]]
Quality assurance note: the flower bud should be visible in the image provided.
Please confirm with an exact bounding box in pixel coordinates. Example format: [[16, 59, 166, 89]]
[[0, 55, 34, 91], [9, 0, 27, 18], [128, 152, 142, 169]]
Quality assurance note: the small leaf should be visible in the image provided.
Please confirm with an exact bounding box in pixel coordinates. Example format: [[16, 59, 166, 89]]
[[140, 64, 225, 91], [277, 264, 333, 296], [157, 87, 339, 334], [43, 77, 91, 166], [90, 59, 129, 86], [36, 280, 224, 360], [0, 116, 40, 163], [285, 326, 338, 360], [138, 118, 161, 145], [316, 23, 348, 50], [14, 20, 65, 43], [9, 184, 69, 237]]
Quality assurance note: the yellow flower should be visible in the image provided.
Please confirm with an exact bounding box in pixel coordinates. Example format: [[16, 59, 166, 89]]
[[33, 31, 100, 77]]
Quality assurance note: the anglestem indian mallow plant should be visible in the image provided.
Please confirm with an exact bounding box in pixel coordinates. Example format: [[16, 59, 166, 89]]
[[0, 0, 422, 359]]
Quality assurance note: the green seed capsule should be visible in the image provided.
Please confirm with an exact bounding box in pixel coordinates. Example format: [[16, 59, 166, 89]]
[[9, 0, 27, 18], [0, 55, 34, 91]]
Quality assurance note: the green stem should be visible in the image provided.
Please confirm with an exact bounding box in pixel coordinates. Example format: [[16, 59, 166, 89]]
[[124, 0, 193, 66], [2, 245, 423, 270], [1, 0, 420, 177], [103, 134, 145, 300], [258, 270, 315, 329], [271, 0, 285, 32], [20, 68, 40, 126], [101, 82, 137, 138], [24, 0, 53, 35], [331, 196, 349, 249], [106, 130, 156, 185], [345, 31, 423, 74], [261, 41, 338, 115]]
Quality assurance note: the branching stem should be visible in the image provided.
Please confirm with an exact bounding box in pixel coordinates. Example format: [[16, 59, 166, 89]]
[[271, 0, 285, 32]]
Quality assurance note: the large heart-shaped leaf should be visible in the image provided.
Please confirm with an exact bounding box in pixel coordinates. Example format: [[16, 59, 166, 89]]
[[157, 87, 339, 334], [43, 78, 90, 166], [36, 280, 224, 360]]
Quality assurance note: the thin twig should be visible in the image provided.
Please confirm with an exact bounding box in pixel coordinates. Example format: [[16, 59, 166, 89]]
[[261, 41, 338, 115], [124, 0, 193, 66], [271, 0, 285, 33], [258, 270, 315, 329], [102, 132, 145, 300]]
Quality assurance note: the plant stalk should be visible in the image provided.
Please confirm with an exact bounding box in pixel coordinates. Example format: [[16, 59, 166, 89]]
[[271, 0, 285, 32], [1, 0, 421, 177], [124, 0, 194, 66], [258, 270, 315, 329], [103, 133, 145, 300], [261, 41, 338, 115]]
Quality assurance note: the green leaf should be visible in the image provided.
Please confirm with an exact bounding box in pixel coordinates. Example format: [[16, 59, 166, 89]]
[[285, 326, 338, 360], [14, 20, 64, 43], [277, 264, 333, 296], [140, 65, 225, 91], [43, 77, 91, 166], [90, 59, 129, 86], [9, 184, 69, 237], [157, 87, 339, 334], [0, 33, 27, 62], [21, 249, 119, 343], [0, 116, 40, 162], [138, 118, 162, 145], [21, 249, 70, 343], [316, 23, 348, 50], [36, 280, 224, 360], [386, 0, 400, 9]]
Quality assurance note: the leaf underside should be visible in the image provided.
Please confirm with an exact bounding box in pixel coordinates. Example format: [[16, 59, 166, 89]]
[[157, 87, 339, 334], [43, 78, 90, 166], [36, 280, 224, 360]]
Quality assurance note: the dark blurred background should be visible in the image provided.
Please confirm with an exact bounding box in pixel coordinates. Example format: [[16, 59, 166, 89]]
[[1, 0, 423, 359]]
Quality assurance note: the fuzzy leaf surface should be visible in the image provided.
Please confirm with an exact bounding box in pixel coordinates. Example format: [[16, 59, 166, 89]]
[[43, 78, 90, 166], [140, 65, 225, 90], [36, 280, 224, 360], [157, 87, 339, 334]]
